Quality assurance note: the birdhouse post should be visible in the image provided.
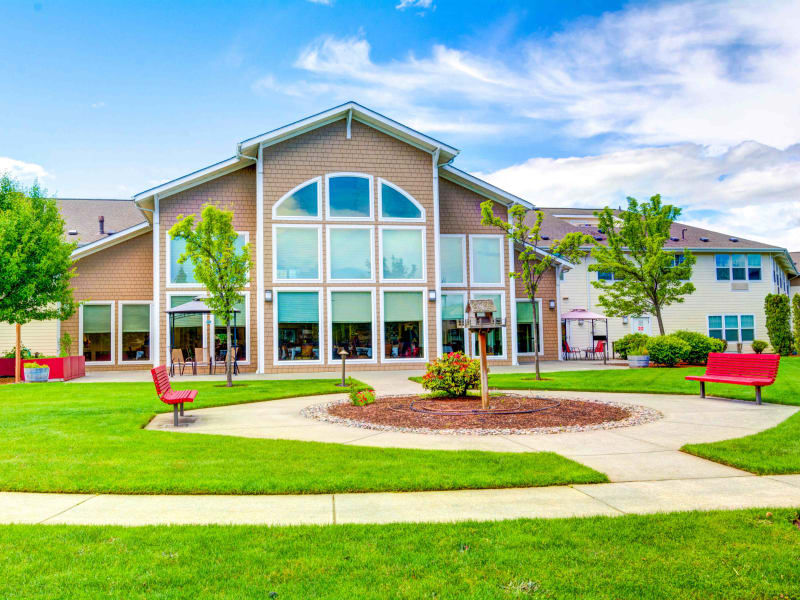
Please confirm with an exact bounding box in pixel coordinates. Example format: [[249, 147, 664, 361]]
[[460, 299, 505, 409]]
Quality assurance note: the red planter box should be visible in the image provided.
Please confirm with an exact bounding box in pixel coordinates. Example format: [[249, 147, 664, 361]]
[[0, 356, 86, 381]]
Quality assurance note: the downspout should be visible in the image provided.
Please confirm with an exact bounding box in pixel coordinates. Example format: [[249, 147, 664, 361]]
[[235, 143, 258, 163], [152, 194, 160, 367], [556, 264, 564, 361], [509, 239, 518, 365], [432, 148, 442, 358], [256, 145, 265, 373]]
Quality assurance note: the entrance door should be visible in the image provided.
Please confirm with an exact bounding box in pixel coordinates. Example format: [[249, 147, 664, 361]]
[[630, 316, 651, 335]]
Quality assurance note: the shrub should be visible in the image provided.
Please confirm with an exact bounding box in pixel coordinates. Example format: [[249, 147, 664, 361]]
[[422, 351, 481, 397], [59, 332, 73, 357], [751, 340, 768, 354], [646, 335, 690, 367], [349, 388, 375, 406], [765, 293, 794, 356], [672, 330, 724, 365], [2, 346, 32, 359], [615, 333, 649, 359]]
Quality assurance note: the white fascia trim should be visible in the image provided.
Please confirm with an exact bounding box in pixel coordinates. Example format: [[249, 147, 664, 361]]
[[71, 222, 151, 261], [273, 287, 325, 366], [523, 242, 576, 269], [380, 287, 429, 363], [326, 225, 375, 283], [440, 164, 533, 209], [440, 234, 467, 288], [378, 225, 427, 284], [272, 176, 322, 221], [468, 234, 505, 288], [117, 301, 155, 365], [327, 287, 378, 364], [133, 156, 250, 204], [272, 224, 323, 284], [377, 178, 426, 222], [79, 301, 116, 367], [325, 172, 374, 221]]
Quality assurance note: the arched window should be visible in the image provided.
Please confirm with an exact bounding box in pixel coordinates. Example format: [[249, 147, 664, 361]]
[[273, 178, 321, 219], [326, 173, 373, 219], [379, 179, 424, 220]]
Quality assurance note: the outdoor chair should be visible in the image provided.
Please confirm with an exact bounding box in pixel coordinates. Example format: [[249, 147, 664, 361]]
[[170, 349, 189, 376], [585, 340, 605, 360], [562, 341, 580, 360], [194, 347, 211, 375]]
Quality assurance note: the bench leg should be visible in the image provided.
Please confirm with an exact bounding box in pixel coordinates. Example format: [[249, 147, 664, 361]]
[[173, 404, 179, 427], [755, 386, 762, 405], [700, 381, 705, 398], [180, 402, 184, 416]]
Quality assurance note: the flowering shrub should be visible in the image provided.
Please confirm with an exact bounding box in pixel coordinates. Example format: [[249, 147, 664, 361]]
[[349, 388, 376, 406], [421, 352, 481, 397]]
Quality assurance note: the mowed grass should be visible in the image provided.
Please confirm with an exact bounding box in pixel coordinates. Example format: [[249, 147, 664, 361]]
[[1, 509, 799, 599], [0, 380, 604, 495]]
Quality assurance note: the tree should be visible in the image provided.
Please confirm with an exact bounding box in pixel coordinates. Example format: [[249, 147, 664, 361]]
[[792, 293, 800, 354], [764, 293, 793, 356], [0, 175, 77, 382], [589, 195, 696, 335], [481, 201, 592, 380], [169, 204, 251, 387]]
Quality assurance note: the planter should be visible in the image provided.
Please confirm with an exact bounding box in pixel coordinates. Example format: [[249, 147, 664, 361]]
[[23, 366, 49, 383], [0, 356, 85, 381], [628, 355, 650, 368]]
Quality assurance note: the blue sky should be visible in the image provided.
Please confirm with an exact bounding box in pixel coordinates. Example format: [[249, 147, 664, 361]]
[[2, 0, 799, 248]]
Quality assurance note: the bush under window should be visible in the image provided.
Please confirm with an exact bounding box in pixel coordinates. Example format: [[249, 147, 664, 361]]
[[615, 333, 649, 359], [646, 335, 691, 367], [672, 330, 725, 365]]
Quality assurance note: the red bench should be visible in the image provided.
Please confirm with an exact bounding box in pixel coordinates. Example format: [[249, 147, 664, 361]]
[[685, 352, 780, 405], [151, 365, 198, 426]]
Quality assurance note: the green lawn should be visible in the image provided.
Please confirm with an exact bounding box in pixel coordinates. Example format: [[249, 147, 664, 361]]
[[0, 380, 603, 495], [1, 509, 798, 599]]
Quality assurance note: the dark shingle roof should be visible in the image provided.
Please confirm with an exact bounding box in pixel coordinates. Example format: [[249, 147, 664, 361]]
[[56, 198, 146, 247]]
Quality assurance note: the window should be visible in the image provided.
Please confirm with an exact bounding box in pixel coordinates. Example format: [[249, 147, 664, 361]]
[[708, 314, 755, 343], [327, 174, 372, 219], [328, 227, 373, 281], [276, 291, 321, 362], [330, 291, 373, 361], [274, 178, 320, 218], [81, 303, 113, 363], [440, 235, 465, 285], [516, 300, 541, 354], [471, 293, 504, 357], [169, 295, 203, 361], [273, 226, 320, 281], [381, 227, 425, 281], [213, 295, 247, 362], [716, 254, 761, 281], [441, 293, 466, 354], [597, 271, 623, 281], [383, 291, 425, 360], [169, 233, 247, 285], [379, 180, 423, 220], [119, 303, 150, 362], [470, 235, 503, 285]]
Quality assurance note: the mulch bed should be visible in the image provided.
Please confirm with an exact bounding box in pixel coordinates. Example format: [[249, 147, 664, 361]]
[[0, 377, 13, 385]]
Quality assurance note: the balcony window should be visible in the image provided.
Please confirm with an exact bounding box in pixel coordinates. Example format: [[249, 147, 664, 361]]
[[330, 291, 373, 360], [277, 291, 320, 362], [383, 291, 424, 359]]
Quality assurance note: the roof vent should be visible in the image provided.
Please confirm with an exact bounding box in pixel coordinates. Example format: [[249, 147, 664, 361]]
[[700, 237, 709, 242], [540, 235, 550, 240], [68, 229, 78, 236], [594, 235, 603, 241], [670, 236, 679, 242], [98, 215, 105, 235], [729, 237, 739, 243]]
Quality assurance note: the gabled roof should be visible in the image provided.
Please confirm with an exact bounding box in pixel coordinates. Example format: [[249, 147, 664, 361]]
[[439, 165, 533, 209], [57, 198, 146, 247], [71, 221, 152, 261]]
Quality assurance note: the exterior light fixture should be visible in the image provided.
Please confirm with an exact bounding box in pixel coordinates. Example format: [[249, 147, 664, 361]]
[[264, 290, 273, 303], [337, 348, 349, 387], [578, 319, 584, 326], [428, 289, 437, 302], [622, 316, 629, 325], [549, 300, 556, 310]]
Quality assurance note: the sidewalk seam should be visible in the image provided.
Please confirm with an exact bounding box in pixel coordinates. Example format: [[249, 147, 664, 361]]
[[569, 485, 627, 516], [36, 494, 99, 524], [331, 495, 337, 525]]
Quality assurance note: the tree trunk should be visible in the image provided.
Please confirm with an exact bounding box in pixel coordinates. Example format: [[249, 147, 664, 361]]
[[225, 323, 232, 388], [654, 305, 666, 335], [14, 324, 21, 384]]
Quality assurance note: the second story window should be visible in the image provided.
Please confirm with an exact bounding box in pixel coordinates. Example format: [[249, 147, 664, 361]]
[[327, 174, 372, 219], [597, 271, 623, 281], [715, 253, 761, 281]]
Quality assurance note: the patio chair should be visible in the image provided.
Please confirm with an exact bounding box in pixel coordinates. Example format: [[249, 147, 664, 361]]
[[170, 349, 189, 376], [562, 341, 580, 360], [585, 340, 606, 360], [194, 347, 211, 375]]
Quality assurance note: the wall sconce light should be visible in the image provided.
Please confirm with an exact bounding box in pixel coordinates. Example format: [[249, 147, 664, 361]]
[[428, 289, 437, 302], [622, 316, 629, 325], [549, 300, 556, 309], [264, 290, 273, 303], [578, 319, 584, 326]]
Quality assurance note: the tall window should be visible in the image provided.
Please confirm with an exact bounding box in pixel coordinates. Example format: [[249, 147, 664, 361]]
[[328, 227, 373, 280], [277, 291, 320, 362], [708, 314, 754, 342], [440, 235, 465, 285], [170, 233, 246, 285], [82, 303, 112, 363], [383, 291, 424, 359], [379, 180, 422, 220], [169, 295, 202, 360], [441, 293, 465, 353], [274, 226, 320, 281], [120, 304, 150, 362], [470, 236, 503, 285], [327, 174, 372, 219], [213, 296, 247, 362], [381, 228, 424, 281], [330, 291, 373, 360], [274, 179, 320, 218], [716, 254, 761, 281], [516, 301, 540, 354], [471, 293, 504, 357]]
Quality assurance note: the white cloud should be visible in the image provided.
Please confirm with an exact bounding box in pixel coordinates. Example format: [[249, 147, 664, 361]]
[[91, 101, 105, 109], [396, 0, 433, 11], [0, 157, 48, 182], [306, 0, 333, 4]]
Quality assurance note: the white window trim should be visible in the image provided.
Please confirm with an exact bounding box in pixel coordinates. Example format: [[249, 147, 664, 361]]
[[468, 234, 505, 287], [210, 291, 251, 366], [79, 301, 115, 366], [327, 287, 377, 364], [272, 224, 323, 284], [272, 176, 322, 220], [714, 253, 762, 282], [380, 287, 429, 363], [325, 172, 374, 221], [377, 178, 425, 222], [515, 298, 544, 357], [326, 225, 375, 283], [378, 225, 427, 283], [117, 301, 154, 365], [273, 287, 325, 366], [707, 313, 756, 344], [166, 231, 250, 289], [469, 289, 508, 360], [440, 290, 467, 356], [165, 292, 209, 363], [440, 234, 467, 287]]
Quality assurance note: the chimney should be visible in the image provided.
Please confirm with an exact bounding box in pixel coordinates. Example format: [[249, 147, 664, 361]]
[[681, 227, 687, 240], [98, 215, 105, 235]]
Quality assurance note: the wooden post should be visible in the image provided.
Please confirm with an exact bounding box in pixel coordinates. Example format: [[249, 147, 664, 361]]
[[478, 331, 489, 409], [14, 323, 21, 384]]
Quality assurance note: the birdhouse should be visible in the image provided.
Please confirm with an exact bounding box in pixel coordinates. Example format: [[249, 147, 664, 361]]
[[461, 299, 505, 332]]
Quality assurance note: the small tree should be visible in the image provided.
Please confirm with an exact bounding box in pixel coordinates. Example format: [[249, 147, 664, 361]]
[[590, 195, 696, 335], [792, 293, 800, 354], [764, 293, 793, 356], [169, 204, 251, 387], [0, 175, 77, 381], [481, 201, 591, 380]]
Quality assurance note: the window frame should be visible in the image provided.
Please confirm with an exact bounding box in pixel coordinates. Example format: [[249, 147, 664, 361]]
[[377, 178, 425, 222], [79, 301, 115, 366], [515, 298, 544, 356], [707, 313, 756, 343], [468, 234, 505, 287], [378, 225, 427, 283], [325, 172, 374, 221], [380, 287, 428, 364], [715, 253, 762, 282], [272, 177, 322, 220], [469, 289, 508, 360], [210, 291, 251, 366], [272, 224, 323, 283], [273, 287, 325, 366], [440, 234, 467, 287], [326, 224, 375, 283], [166, 231, 250, 289], [326, 287, 378, 365], [440, 290, 467, 356], [117, 301, 153, 365]]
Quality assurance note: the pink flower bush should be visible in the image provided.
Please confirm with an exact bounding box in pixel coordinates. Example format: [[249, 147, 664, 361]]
[[421, 351, 481, 397]]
